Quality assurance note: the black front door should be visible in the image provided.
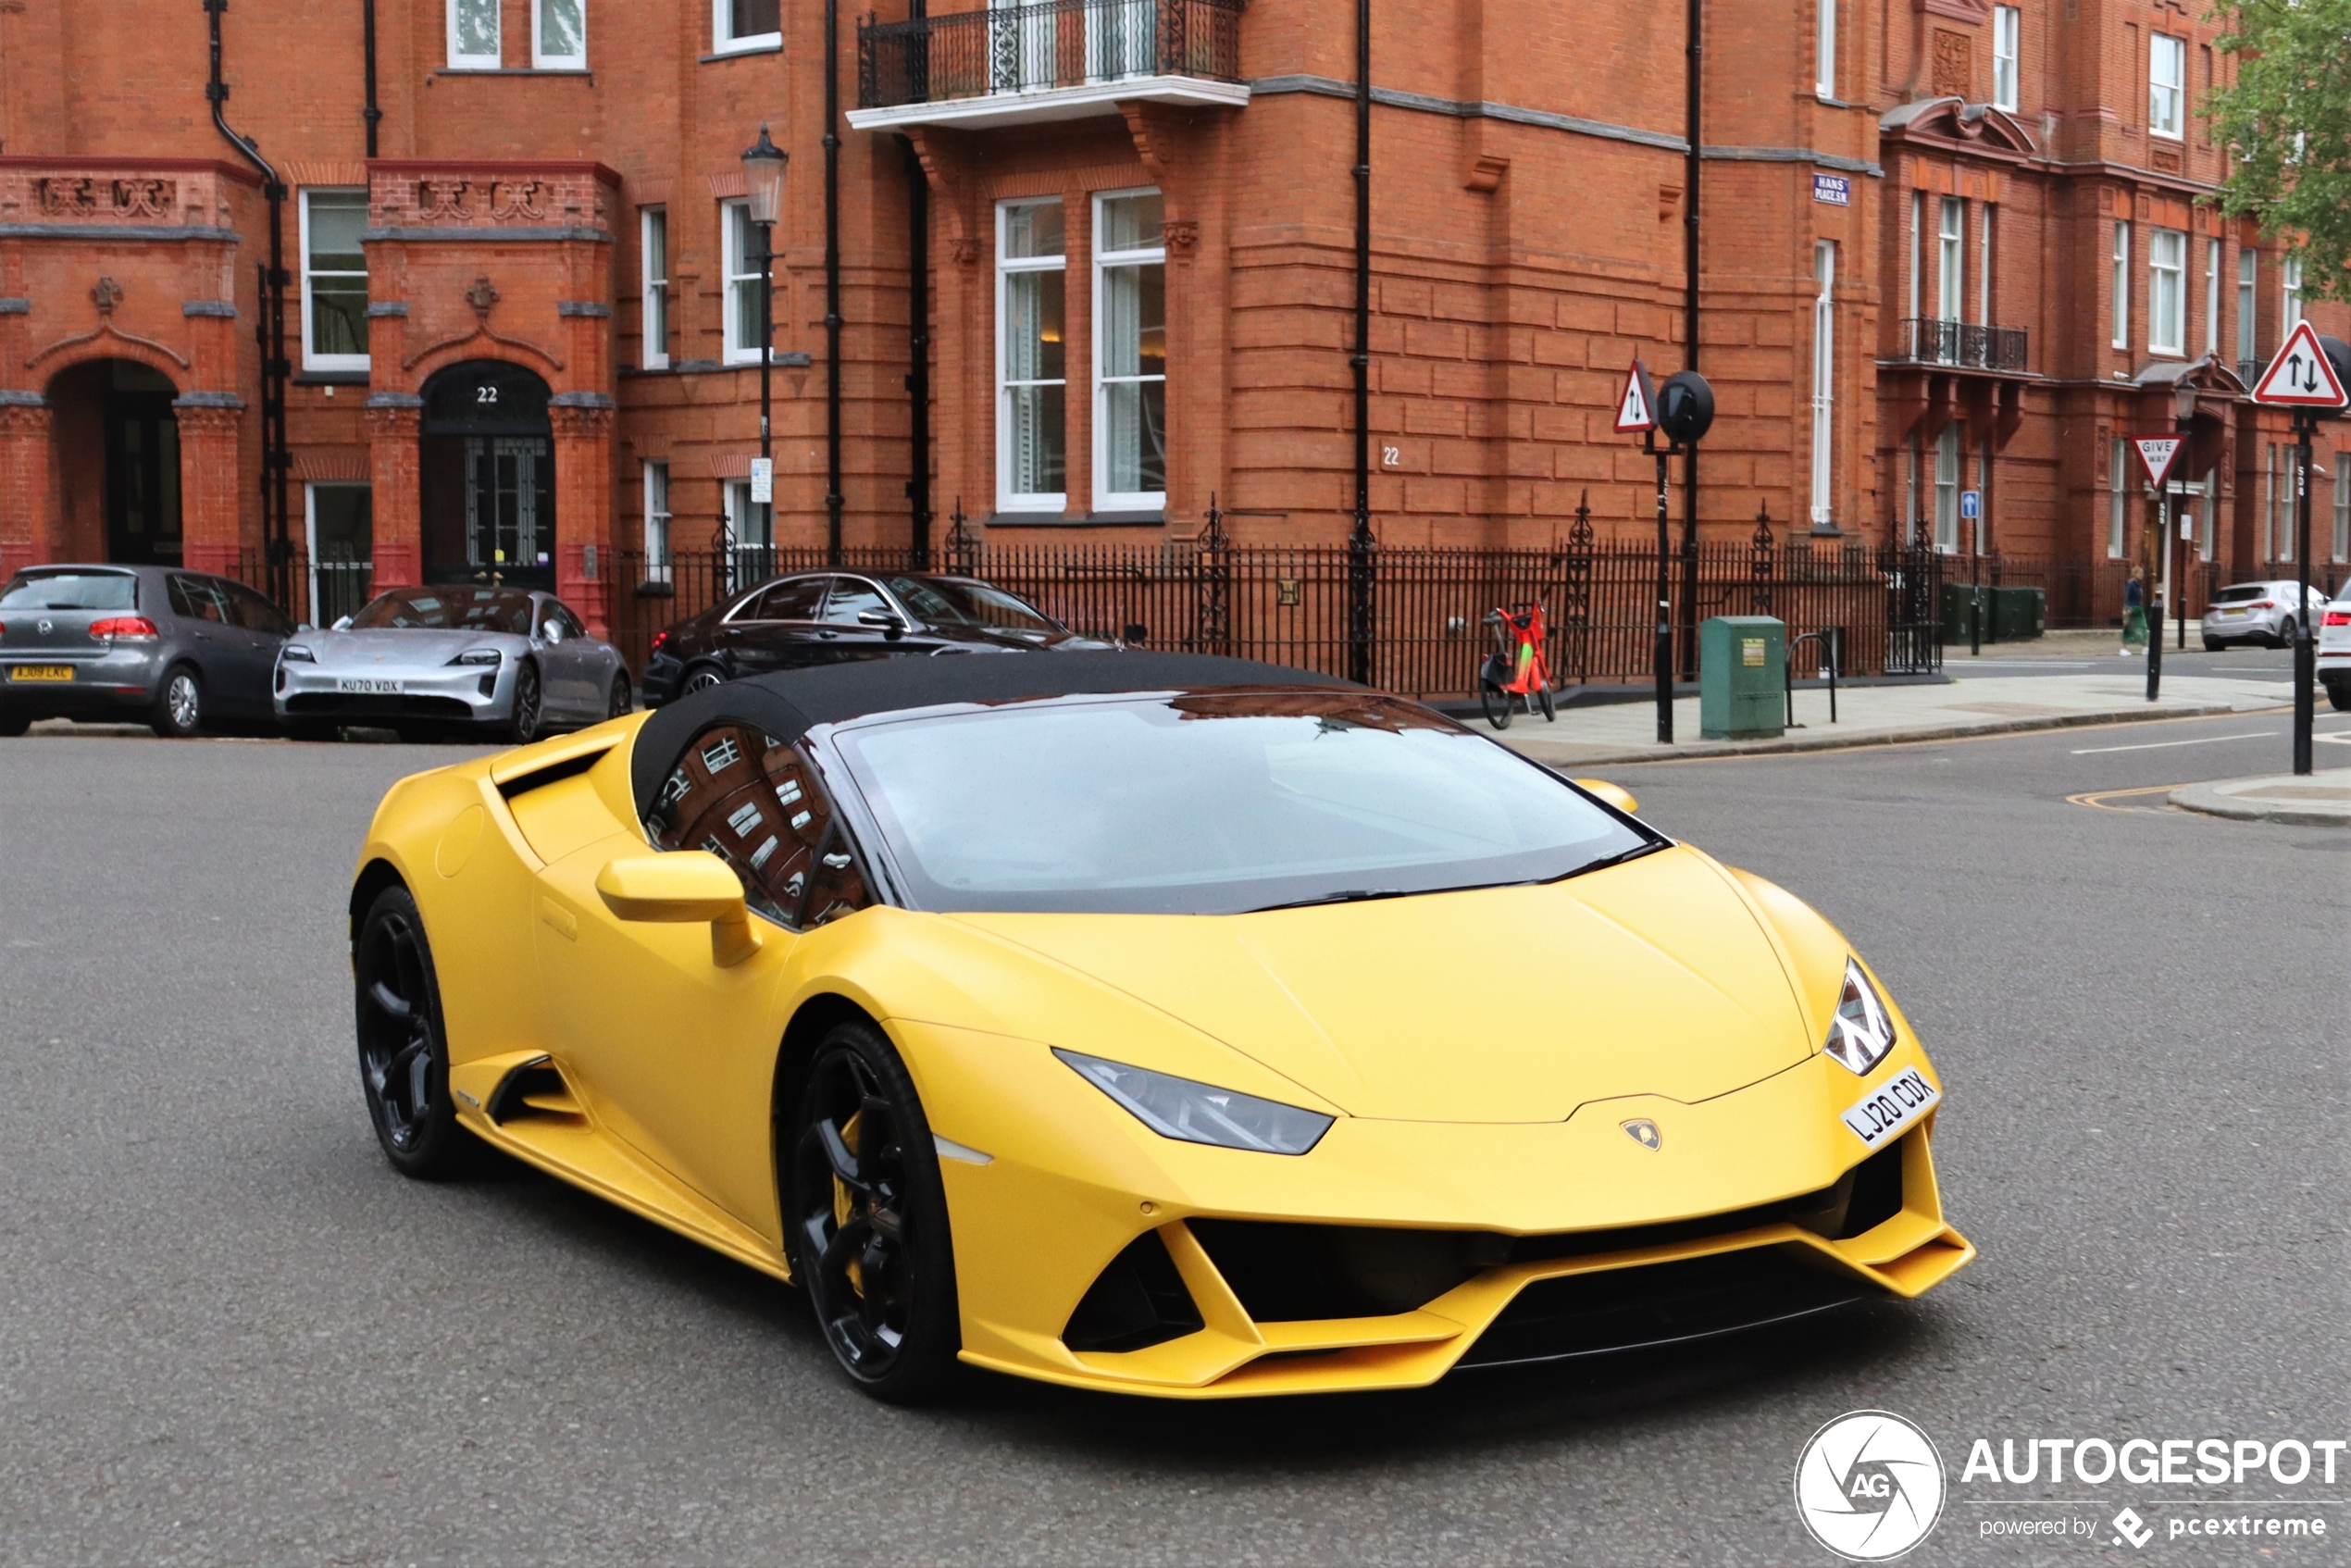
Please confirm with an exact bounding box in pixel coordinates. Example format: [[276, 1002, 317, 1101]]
[[419, 360, 555, 590], [105, 390, 181, 566]]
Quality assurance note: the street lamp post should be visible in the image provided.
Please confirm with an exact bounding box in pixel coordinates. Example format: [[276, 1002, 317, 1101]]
[[741, 125, 789, 571]]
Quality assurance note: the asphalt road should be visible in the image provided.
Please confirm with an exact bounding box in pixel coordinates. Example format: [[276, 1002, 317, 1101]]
[[1, 713, 2344, 1566], [1947, 641, 2302, 685]]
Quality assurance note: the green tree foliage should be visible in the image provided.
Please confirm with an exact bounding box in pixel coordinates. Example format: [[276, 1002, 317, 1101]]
[[2207, 0, 2351, 303]]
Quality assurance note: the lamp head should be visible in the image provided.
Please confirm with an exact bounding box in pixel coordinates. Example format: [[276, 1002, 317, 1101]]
[[740, 124, 788, 226]]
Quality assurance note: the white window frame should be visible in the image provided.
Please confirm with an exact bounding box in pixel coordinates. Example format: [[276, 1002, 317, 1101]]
[[533, 0, 587, 69], [1934, 425, 1961, 554], [1978, 203, 1994, 326], [2334, 453, 2349, 563], [1992, 7, 2020, 111], [712, 0, 782, 56], [299, 188, 370, 373], [2111, 221, 2132, 350], [996, 197, 1068, 515], [641, 206, 669, 370], [720, 200, 773, 367], [2238, 247, 2258, 365], [643, 461, 672, 583], [2148, 228, 2186, 355], [304, 481, 374, 628], [1937, 197, 1964, 326], [1815, 0, 1836, 99], [722, 479, 774, 591], [1906, 193, 1923, 324], [2149, 32, 2186, 141], [2200, 468, 2217, 562], [446, 0, 502, 69], [2283, 255, 2305, 330], [2265, 442, 2278, 562], [2205, 237, 2221, 356], [1092, 188, 1168, 514], [1809, 241, 1835, 529], [2109, 438, 2129, 559]]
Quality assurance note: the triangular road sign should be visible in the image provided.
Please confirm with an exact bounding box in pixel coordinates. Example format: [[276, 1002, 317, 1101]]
[[2252, 318, 2348, 407], [2133, 435, 2184, 489], [1614, 360, 1656, 433]]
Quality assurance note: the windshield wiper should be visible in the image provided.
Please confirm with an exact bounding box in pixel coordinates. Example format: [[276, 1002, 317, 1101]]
[[1547, 840, 1668, 882], [1245, 887, 1408, 914]]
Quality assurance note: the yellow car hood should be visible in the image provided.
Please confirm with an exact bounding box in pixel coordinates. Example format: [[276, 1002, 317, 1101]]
[[949, 846, 1815, 1124]]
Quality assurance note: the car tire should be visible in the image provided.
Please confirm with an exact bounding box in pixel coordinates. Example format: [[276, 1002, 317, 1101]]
[[607, 671, 633, 721], [2202, 638, 2224, 652], [786, 1018, 962, 1405], [506, 661, 543, 745], [2326, 678, 2351, 714], [681, 662, 728, 697], [151, 664, 203, 739], [354, 885, 477, 1180], [0, 711, 29, 737]]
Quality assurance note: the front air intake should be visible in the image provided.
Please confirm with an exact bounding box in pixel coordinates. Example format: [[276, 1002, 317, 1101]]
[[1063, 1230, 1204, 1353]]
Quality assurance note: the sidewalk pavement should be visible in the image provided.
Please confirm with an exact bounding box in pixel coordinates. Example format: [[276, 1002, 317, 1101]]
[[1497, 669, 2297, 768], [2171, 768, 2351, 828]]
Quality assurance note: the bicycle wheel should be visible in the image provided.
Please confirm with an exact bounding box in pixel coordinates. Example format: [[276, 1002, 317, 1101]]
[[1537, 681, 1556, 723], [1480, 681, 1513, 729]]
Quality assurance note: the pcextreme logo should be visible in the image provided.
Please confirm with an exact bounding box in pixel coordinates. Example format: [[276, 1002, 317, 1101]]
[[1794, 1410, 1948, 1561]]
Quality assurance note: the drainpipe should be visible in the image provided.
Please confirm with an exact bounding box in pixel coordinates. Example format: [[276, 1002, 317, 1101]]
[[903, 136, 931, 568], [824, 0, 844, 564], [1677, 0, 1702, 681], [362, 0, 382, 157], [205, 0, 292, 609], [1346, 0, 1374, 685]]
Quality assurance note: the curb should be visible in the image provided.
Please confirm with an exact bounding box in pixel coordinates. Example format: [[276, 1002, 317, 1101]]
[[1503, 701, 2262, 766], [2170, 777, 2351, 829]]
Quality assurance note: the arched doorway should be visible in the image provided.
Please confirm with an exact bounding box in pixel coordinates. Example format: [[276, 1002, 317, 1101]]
[[418, 359, 555, 590], [46, 359, 181, 566]]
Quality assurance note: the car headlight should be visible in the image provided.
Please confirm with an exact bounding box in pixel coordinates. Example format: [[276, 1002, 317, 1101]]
[[1052, 1049, 1333, 1155], [448, 648, 503, 666], [1822, 958, 1897, 1076], [280, 643, 315, 663]]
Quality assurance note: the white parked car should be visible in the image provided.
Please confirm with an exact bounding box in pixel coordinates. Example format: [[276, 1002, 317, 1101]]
[[2201, 579, 2333, 651], [2318, 589, 2351, 713]]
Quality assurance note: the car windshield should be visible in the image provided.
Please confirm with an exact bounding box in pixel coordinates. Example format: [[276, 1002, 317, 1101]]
[[827, 690, 1660, 915], [884, 577, 1059, 635], [350, 586, 535, 633], [1, 571, 138, 610]]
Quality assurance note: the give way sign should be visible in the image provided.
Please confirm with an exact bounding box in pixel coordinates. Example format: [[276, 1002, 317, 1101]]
[[2132, 436, 2183, 489], [2251, 319, 2348, 407]]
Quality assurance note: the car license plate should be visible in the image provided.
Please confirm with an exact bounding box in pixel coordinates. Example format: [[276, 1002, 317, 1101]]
[[336, 677, 404, 694], [1839, 1066, 1940, 1148], [6, 665, 74, 682], [2215, 609, 2244, 618]]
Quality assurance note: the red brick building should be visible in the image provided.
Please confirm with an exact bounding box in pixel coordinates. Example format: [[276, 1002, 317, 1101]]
[[0, 0, 2342, 637]]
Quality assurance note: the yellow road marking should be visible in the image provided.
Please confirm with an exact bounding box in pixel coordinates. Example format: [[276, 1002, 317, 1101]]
[[2066, 783, 2192, 814]]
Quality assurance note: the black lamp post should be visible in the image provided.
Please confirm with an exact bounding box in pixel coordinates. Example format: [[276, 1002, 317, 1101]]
[[741, 124, 789, 562]]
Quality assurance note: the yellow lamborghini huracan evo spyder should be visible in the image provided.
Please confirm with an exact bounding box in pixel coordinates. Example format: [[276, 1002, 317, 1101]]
[[349, 653, 1972, 1401]]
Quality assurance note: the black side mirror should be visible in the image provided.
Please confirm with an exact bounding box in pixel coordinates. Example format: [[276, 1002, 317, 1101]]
[[856, 608, 906, 640]]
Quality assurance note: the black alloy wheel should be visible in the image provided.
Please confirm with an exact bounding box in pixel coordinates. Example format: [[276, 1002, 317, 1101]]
[[152, 665, 203, 739], [2277, 617, 2297, 650], [354, 886, 474, 1179], [788, 1020, 960, 1403], [507, 661, 543, 745], [607, 671, 633, 721], [1480, 680, 1513, 730], [681, 663, 728, 696]]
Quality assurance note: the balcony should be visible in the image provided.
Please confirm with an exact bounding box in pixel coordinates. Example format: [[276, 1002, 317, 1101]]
[[1897, 317, 2028, 373], [850, 0, 1248, 132]]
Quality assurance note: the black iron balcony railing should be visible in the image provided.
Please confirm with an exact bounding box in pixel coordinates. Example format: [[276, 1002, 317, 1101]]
[[858, 0, 1244, 111], [1899, 317, 2029, 372]]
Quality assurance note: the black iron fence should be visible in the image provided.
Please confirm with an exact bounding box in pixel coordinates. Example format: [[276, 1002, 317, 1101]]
[[1897, 317, 2029, 372], [223, 549, 375, 628], [1963, 554, 2222, 630], [858, 0, 1244, 109], [611, 536, 1945, 698]]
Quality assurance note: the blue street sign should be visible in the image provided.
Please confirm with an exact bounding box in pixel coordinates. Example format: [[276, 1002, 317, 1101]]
[[1959, 489, 1981, 520], [1812, 173, 1851, 206]]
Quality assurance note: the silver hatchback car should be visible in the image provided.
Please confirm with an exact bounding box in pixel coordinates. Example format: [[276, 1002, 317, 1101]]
[[275, 583, 630, 743], [1, 564, 293, 738], [2201, 579, 2333, 650]]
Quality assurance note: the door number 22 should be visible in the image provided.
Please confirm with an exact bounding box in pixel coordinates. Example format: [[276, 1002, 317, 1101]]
[[1381, 445, 1400, 467], [476, 385, 500, 404]]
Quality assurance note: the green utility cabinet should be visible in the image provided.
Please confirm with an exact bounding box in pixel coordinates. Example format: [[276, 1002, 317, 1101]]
[[1699, 616, 1785, 740], [1993, 585, 2046, 641]]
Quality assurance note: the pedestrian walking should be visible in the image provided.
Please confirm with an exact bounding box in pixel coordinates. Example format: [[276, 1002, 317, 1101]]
[[2121, 567, 2147, 654]]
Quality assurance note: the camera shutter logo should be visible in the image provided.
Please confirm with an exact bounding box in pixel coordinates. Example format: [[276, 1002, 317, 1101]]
[[1793, 1410, 1946, 1560]]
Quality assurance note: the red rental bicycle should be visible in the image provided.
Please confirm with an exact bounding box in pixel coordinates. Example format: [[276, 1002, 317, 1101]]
[[1478, 602, 1556, 729]]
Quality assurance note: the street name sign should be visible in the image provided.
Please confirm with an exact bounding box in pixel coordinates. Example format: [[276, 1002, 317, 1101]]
[[2132, 436, 2183, 489], [749, 456, 775, 504], [2251, 319, 2348, 407], [1614, 361, 1656, 433]]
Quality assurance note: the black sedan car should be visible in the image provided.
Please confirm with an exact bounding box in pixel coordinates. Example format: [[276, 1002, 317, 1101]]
[[641, 570, 1111, 706]]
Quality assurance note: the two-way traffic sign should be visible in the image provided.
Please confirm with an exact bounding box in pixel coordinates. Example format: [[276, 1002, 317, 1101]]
[[2252, 319, 2348, 408], [1614, 360, 1657, 433], [2132, 435, 2184, 489]]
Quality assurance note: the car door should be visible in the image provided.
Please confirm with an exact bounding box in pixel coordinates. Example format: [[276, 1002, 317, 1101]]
[[220, 581, 295, 716], [535, 597, 600, 720], [531, 722, 874, 1230], [166, 575, 261, 716], [718, 576, 830, 678], [811, 576, 908, 665]]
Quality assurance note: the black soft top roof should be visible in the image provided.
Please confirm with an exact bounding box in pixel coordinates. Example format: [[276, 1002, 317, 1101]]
[[628, 652, 1354, 817]]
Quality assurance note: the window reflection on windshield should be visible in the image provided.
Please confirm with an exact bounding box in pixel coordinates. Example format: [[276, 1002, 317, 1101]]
[[351, 587, 536, 633], [2, 572, 139, 611], [885, 577, 1057, 635], [829, 690, 1657, 915]]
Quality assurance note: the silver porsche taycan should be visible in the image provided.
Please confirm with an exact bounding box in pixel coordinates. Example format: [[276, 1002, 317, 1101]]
[[274, 584, 630, 743]]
